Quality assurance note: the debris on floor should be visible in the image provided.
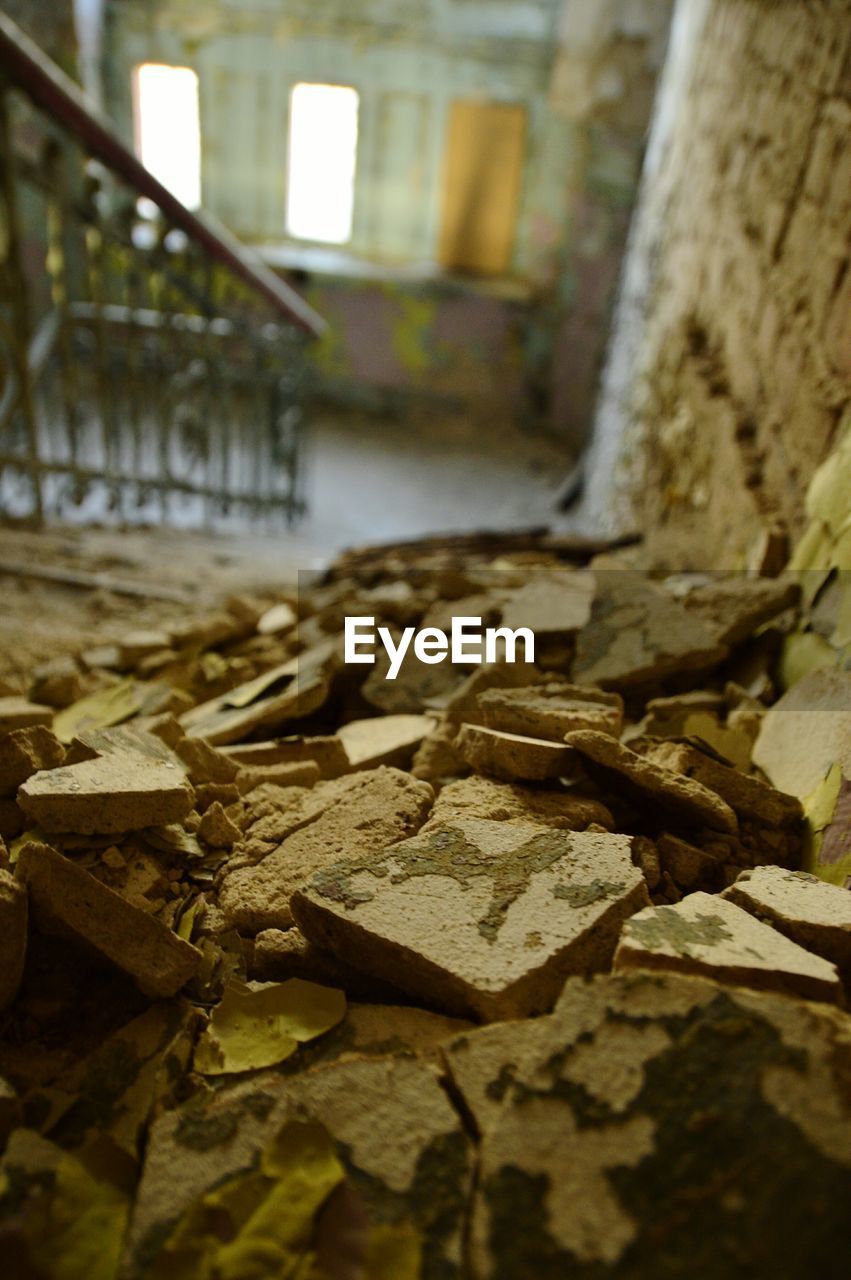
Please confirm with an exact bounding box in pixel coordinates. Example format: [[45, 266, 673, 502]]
[[0, 537, 849, 1276]]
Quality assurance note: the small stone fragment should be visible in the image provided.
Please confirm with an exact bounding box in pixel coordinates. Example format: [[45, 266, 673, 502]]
[[0, 868, 27, 1010], [640, 738, 803, 828], [681, 576, 800, 646], [614, 891, 842, 1004], [292, 820, 649, 1020], [427, 774, 614, 831], [175, 736, 239, 785], [656, 832, 723, 892], [235, 761, 321, 793], [257, 601, 297, 634], [478, 681, 623, 741], [223, 735, 348, 779], [251, 927, 404, 1002], [566, 730, 739, 834], [0, 697, 53, 735], [118, 630, 172, 669], [0, 726, 65, 797], [16, 841, 200, 997], [337, 713, 435, 770], [444, 970, 851, 1278], [442, 661, 543, 725], [18, 754, 194, 835], [457, 722, 575, 782], [723, 866, 851, 980], [500, 570, 595, 635], [197, 801, 241, 849], [410, 720, 468, 781], [219, 766, 433, 933], [573, 571, 728, 690]]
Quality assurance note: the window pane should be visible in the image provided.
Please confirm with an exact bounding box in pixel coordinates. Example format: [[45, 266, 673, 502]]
[[286, 83, 359, 245], [134, 64, 202, 210]]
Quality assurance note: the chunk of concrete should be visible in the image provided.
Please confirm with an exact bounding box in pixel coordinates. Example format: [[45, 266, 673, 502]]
[[223, 735, 348, 779], [292, 820, 649, 1020], [443, 970, 851, 1278], [723, 866, 851, 980], [682, 576, 800, 646], [126, 1056, 473, 1280], [641, 739, 803, 828], [614, 891, 842, 1004], [337, 713, 435, 770], [753, 668, 851, 801], [500, 571, 595, 636], [566, 730, 738, 834], [0, 726, 65, 797], [478, 682, 623, 741], [0, 698, 53, 735], [457, 723, 575, 782], [573, 571, 728, 690], [18, 754, 194, 835], [428, 774, 613, 831], [219, 766, 433, 933], [16, 841, 200, 997], [0, 868, 27, 1010]]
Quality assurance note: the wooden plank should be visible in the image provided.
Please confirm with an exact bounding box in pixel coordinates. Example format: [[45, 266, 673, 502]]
[[438, 100, 527, 277]]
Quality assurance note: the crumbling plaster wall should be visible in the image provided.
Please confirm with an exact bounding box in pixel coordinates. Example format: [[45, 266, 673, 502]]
[[582, 0, 851, 567], [101, 0, 672, 434]]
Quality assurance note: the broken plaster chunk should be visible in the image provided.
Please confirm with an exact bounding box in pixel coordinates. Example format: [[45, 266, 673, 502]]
[[17, 753, 194, 835], [753, 667, 851, 801], [723, 866, 851, 979], [442, 661, 544, 725], [681, 575, 800, 646], [445, 970, 851, 1278], [572, 571, 729, 690], [180, 671, 329, 746], [410, 720, 468, 781], [656, 832, 723, 893], [337, 713, 436, 770], [0, 697, 53, 735], [175, 736, 239, 785], [197, 801, 241, 849], [500, 570, 596, 636], [641, 739, 804, 828], [457, 722, 575, 782], [126, 1055, 473, 1280], [427, 774, 614, 831], [251, 927, 404, 1002], [566, 730, 739, 834], [0, 726, 65, 797], [222, 734, 349, 779], [478, 682, 623, 742], [235, 760, 322, 794], [292, 820, 649, 1021], [0, 868, 27, 1010], [15, 841, 200, 997], [613, 891, 843, 1004], [219, 766, 434, 933]]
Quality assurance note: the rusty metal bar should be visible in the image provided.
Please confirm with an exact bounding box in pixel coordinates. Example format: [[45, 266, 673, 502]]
[[0, 12, 325, 337]]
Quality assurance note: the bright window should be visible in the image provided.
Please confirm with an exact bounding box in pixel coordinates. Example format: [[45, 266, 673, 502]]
[[133, 64, 202, 210], [286, 83, 359, 244]]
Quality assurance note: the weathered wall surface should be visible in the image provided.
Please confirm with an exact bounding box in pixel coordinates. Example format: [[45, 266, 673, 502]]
[[3, 1, 77, 72], [582, 0, 851, 566], [102, 0, 671, 436]]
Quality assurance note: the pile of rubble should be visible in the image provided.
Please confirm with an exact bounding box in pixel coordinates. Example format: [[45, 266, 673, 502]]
[[0, 537, 849, 1277]]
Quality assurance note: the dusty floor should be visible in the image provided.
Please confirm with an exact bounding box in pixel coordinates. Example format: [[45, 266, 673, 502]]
[[0, 409, 574, 683]]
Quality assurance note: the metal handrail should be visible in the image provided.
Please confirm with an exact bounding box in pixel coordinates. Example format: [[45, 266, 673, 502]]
[[0, 10, 325, 338]]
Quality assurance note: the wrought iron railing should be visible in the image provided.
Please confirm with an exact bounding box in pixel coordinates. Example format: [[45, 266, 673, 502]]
[[0, 13, 325, 527]]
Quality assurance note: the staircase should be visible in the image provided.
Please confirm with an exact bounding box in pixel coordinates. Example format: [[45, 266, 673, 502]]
[[0, 13, 325, 528]]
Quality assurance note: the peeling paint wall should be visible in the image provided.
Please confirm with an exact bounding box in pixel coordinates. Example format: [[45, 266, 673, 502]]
[[582, 0, 851, 566]]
